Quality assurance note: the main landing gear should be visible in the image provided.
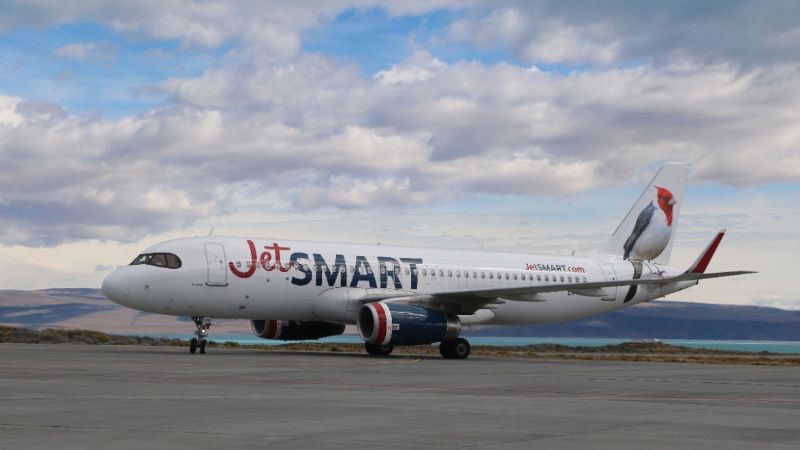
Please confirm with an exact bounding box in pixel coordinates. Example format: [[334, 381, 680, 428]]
[[189, 316, 211, 354], [364, 342, 394, 356], [439, 338, 471, 359], [363, 338, 471, 359]]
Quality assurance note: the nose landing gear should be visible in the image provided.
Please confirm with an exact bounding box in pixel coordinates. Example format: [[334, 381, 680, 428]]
[[189, 316, 212, 354]]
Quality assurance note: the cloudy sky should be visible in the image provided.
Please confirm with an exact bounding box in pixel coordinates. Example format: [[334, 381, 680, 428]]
[[1, 1, 798, 308]]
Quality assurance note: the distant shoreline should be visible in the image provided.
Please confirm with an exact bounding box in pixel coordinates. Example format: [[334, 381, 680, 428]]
[[2, 326, 798, 366]]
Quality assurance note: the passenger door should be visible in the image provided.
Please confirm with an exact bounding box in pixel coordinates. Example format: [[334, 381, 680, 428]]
[[204, 243, 228, 286]]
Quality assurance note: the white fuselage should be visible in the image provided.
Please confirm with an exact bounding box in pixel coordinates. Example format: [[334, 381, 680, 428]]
[[102, 236, 695, 326]]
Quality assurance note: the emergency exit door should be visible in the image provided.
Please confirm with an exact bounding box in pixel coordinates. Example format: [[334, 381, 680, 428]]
[[598, 262, 617, 301]]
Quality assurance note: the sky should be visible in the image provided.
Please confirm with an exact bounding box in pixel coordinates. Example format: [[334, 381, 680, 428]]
[[0, 1, 798, 308]]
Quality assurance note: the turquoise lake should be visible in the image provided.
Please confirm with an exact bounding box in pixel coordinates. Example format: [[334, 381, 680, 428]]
[[149, 334, 800, 354]]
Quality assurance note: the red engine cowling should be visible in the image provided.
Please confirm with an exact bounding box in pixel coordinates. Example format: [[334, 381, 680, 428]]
[[251, 320, 345, 341]]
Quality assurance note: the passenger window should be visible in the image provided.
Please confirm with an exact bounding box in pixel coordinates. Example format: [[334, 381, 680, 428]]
[[456, 271, 461, 278], [489, 273, 494, 279], [439, 270, 444, 277], [504, 273, 509, 280], [513, 274, 518, 280], [583, 276, 587, 282], [405, 268, 410, 275], [568, 276, 573, 282], [560, 276, 565, 282], [544, 275, 549, 282], [235, 261, 242, 268], [537, 275, 541, 281], [413, 269, 418, 275], [481, 272, 485, 279], [448, 270, 453, 277]]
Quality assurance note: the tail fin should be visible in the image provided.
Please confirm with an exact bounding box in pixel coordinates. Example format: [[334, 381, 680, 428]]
[[605, 162, 691, 264]]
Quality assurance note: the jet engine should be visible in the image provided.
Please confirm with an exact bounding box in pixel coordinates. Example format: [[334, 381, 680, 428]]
[[357, 302, 461, 346], [251, 320, 345, 341]]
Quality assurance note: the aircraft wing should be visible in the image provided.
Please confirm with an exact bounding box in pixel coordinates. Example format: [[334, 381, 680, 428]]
[[357, 230, 754, 314], [358, 270, 754, 308]]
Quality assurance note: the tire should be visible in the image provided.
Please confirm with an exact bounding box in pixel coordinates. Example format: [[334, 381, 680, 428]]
[[451, 338, 470, 359], [439, 340, 452, 358], [440, 338, 470, 359], [365, 342, 393, 356], [199, 339, 207, 354], [189, 337, 198, 354]]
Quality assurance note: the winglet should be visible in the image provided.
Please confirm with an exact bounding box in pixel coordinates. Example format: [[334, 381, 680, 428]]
[[686, 229, 726, 274]]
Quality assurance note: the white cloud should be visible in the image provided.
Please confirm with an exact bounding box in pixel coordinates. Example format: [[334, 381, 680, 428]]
[[2, 49, 800, 246], [54, 40, 117, 61], [445, 1, 800, 66]]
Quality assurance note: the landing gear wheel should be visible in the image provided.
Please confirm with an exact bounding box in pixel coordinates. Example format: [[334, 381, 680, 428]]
[[190, 316, 212, 354], [365, 342, 394, 356], [439, 338, 471, 359], [439, 340, 452, 358]]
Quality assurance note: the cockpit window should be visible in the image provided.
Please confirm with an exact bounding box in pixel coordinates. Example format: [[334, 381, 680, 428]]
[[130, 253, 182, 269], [131, 254, 152, 265], [151, 254, 166, 267]]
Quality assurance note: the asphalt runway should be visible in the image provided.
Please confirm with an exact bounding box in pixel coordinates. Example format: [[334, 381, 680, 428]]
[[1, 344, 799, 449]]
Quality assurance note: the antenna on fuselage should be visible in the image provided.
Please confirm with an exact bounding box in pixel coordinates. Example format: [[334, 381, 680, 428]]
[[208, 228, 215, 236]]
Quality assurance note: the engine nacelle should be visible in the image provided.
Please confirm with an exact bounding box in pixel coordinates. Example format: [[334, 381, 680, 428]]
[[251, 320, 345, 341], [357, 303, 461, 346]]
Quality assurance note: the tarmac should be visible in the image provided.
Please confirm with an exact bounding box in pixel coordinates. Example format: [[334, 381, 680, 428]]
[[1, 344, 799, 449]]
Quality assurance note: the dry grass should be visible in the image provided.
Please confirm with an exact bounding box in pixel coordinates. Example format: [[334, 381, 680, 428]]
[[2, 326, 798, 366]]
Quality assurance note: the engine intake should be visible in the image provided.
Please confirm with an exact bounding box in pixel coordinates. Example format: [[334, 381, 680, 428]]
[[357, 303, 461, 346], [251, 320, 345, 341]]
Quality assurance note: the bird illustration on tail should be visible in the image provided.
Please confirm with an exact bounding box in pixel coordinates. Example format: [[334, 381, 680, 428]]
[[604, 163, 689, 303], [623, 186, 676, 262]]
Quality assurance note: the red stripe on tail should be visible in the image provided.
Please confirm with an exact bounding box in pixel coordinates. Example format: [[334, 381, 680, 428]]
[[691, 231, 725, 274]]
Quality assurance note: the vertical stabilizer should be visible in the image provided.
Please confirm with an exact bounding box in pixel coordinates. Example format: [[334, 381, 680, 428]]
[[605, 163, 690, 264]]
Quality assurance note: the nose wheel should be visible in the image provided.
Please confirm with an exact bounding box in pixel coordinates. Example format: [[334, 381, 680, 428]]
[[189, 316, 211, 354]]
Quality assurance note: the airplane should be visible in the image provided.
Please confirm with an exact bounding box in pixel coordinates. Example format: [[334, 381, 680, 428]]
[[101, 162, 754, 359]]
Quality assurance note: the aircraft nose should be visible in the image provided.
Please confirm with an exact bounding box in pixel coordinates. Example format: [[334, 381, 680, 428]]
[[102, 268, 129, 303]]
